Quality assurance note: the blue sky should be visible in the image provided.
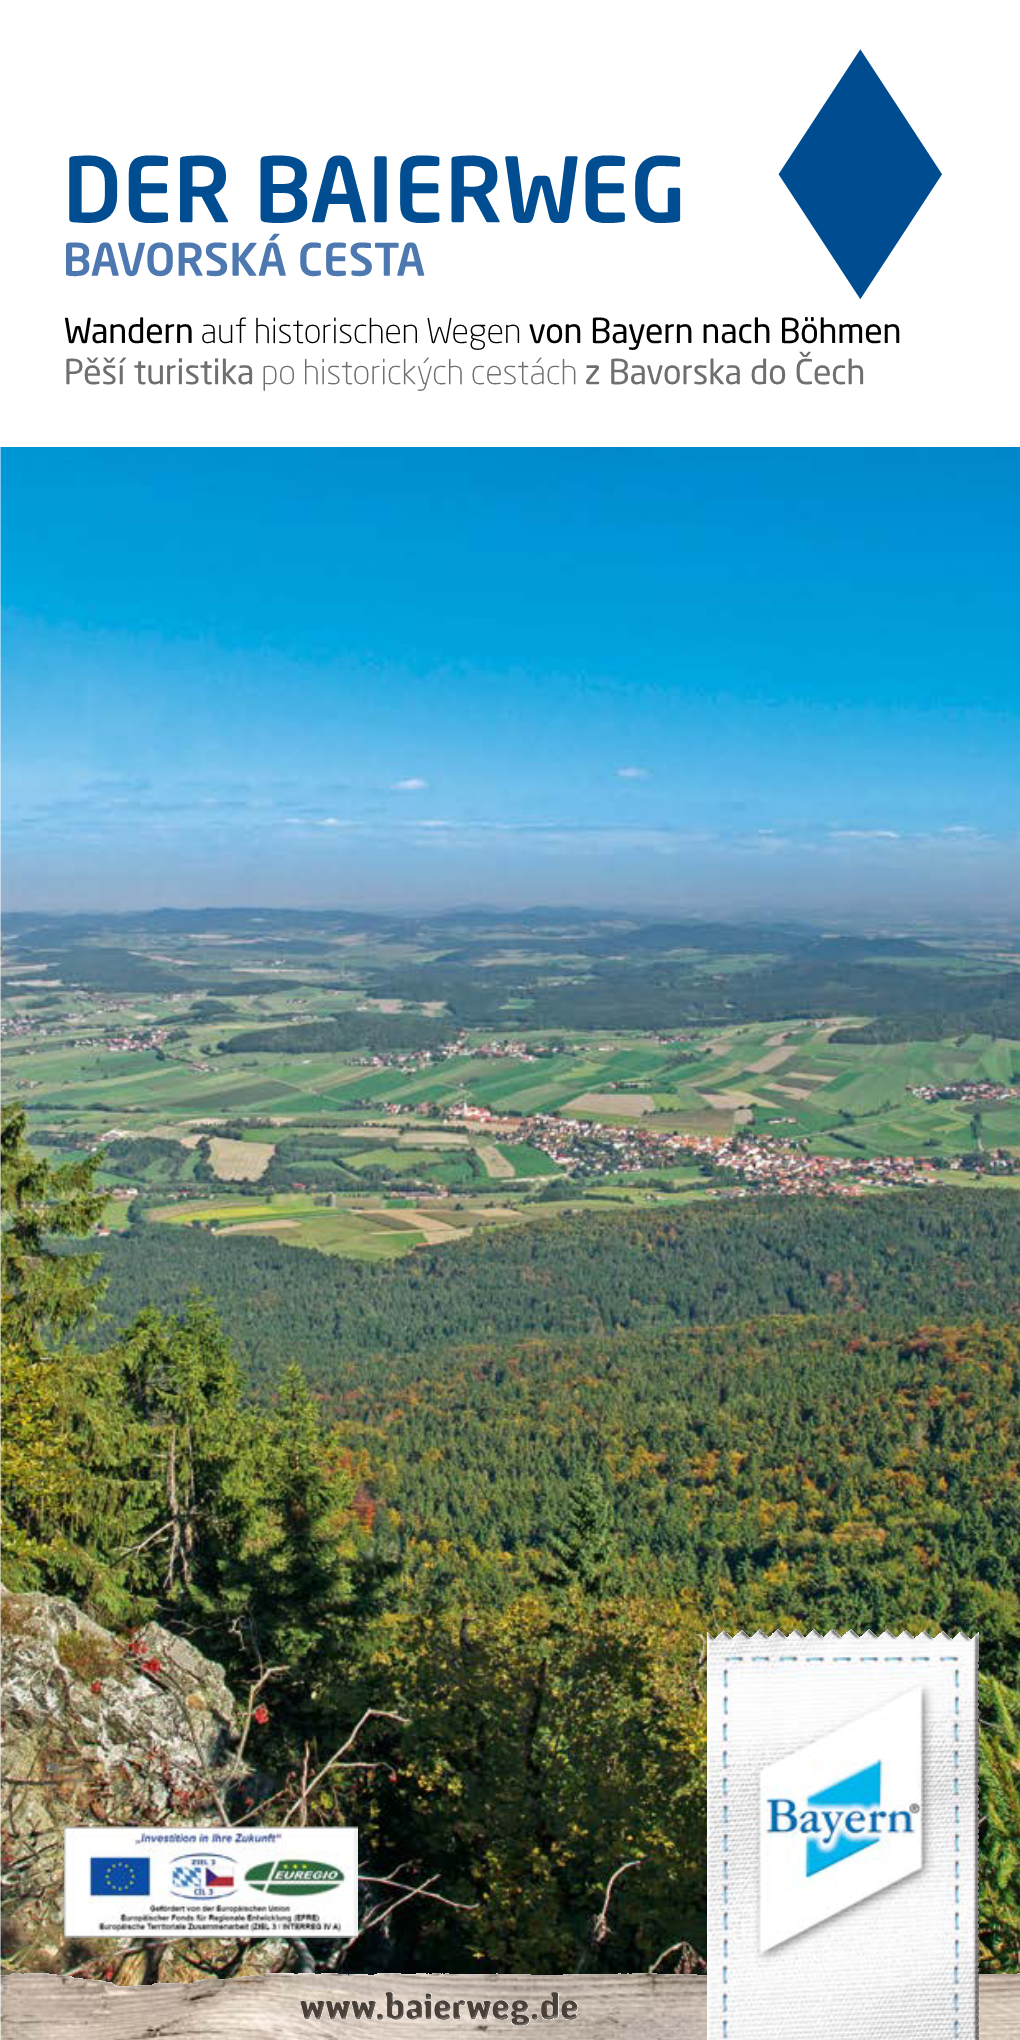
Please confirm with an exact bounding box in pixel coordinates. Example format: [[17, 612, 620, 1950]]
[[3, 448, 1017, 918]]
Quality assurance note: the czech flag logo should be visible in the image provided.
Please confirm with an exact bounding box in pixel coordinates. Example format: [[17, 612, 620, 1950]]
[[171, 1854, 236, 1898]]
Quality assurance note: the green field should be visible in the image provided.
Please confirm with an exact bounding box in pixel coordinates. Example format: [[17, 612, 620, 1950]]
[[12, 1009, 1019, 1160], [146, 1194, 435, 1258], [498, 1142, 560, 1176], [5, 915, 1018, 1258]]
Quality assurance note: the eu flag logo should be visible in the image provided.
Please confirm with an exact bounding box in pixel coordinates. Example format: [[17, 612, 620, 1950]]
[[90, 1856, 150, 1897]]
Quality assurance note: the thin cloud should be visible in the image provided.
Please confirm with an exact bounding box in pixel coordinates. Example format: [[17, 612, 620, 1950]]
[[392, 777, 428, 792], [829, 828, 902, 842], [284, 815, 356, 830], [615, 766, 651, 780]]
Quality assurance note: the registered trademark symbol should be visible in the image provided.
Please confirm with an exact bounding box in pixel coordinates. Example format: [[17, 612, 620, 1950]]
[[910, 1803, 920, 1814]]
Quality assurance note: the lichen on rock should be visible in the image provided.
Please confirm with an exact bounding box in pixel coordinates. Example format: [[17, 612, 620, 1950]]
[[0, 1585, 276, 1978]]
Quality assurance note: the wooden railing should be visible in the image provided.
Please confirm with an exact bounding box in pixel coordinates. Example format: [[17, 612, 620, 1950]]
[[4, 1973, 1019, 2037]]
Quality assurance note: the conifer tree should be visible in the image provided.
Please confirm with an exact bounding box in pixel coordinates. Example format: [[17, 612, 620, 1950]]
[[537, 1462, 619, 1598], [232, 1364, 363, 1741], [0, 1105, 150, 1618], [1, 1102, 106, 1353], [979, 1671, 1020, 1970], [117, 1299, 249, 1607]]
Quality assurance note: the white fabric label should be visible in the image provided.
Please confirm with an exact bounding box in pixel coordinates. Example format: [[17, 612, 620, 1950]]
[[707, 1633, 977, 2039]]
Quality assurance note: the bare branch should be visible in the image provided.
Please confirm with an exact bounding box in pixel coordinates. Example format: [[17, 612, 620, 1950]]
[[339, 1877, 439, 1964], [112, 1519, 175, 1559], [279, 1709, 407, 1826], [591, 1857, 644, 1948], [235, 1663, 288, 1767], [359, 1872, 478, 1912], [649, 1938, 707, 1975], [338, 1871, 477, 1968]]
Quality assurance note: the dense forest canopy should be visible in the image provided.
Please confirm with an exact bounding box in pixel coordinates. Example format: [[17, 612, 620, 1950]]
[[368, 955, 1020, 1039], [4, 1081, 1020, 1973], [326, 1316, 1020, 1647], [219, 1013, 456, 1056], [91, 1190, 1020, 1388]]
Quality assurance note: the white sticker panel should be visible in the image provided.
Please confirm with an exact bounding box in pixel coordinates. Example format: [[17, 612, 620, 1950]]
[[64, 1826, 358, 1938], [708, 1634, 976, 2040]]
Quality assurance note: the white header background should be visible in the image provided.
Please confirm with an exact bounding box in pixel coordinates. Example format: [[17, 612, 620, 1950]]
[[2, 0, 1017, 447]]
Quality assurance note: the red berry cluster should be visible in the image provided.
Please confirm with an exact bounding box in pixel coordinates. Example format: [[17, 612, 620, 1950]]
[[126, 1632, 163, 1676]]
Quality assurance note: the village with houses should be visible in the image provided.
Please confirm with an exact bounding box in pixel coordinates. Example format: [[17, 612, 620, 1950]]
[[4, 926, 1018, 1252], [452, 1100, 1020, 1196]]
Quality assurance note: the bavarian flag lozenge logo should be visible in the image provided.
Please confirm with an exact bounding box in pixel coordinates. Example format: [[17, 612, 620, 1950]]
[[170, 1852, 236, 1898], [245, 1857, 345, 1896]]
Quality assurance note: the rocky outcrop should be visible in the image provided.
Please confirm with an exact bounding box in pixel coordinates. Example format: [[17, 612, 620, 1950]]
[[1, 1586, 282, 1979]]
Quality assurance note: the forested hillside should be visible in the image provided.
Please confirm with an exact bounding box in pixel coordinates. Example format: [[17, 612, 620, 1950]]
[[370, 953, 1020, 1039], [5, 1106, 1020, 1975], [93, 1191, 1020, 1388], [327, 1317, 1020, 1651], [8, 907, 1020, 1039], [219, 1012, 454, 1056]]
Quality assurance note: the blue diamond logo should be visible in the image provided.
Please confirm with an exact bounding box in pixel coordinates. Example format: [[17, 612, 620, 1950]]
[[780, 51, 941, 297], [805, 1761, 882, 1878]]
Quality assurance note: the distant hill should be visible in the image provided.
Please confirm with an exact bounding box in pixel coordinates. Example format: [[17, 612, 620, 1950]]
[[7, 908, 1018, 1037], [91, 1189, 1020, 1391]]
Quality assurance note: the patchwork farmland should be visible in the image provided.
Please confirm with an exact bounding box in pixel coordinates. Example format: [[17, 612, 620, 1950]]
[[4, 908, 1019, 1258]]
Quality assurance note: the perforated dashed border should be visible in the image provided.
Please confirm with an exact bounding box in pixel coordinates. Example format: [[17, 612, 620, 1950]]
[[712, 1636, 973, 2040]]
